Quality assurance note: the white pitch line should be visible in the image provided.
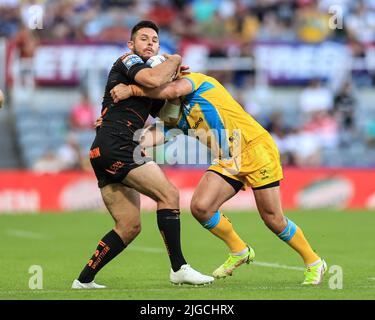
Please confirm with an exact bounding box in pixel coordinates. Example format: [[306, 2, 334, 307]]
[[128, 246, 165, 253], [128, 245, 305, 271], [5, 229, 48, 240], [252, 261, 305, 271]]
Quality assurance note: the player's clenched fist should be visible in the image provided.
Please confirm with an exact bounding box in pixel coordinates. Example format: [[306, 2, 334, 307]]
[[94, 116, 103, 128], [162, 53, 182, 63], [110, 84, 133, 103]]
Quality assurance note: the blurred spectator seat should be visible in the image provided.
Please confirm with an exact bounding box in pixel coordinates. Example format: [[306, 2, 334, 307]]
[[365, 118, 375, 147], [33, 151, 64, 173], [303, 110, 339, 148], [299, 79, 334, 114], [346, 2, 375, 44], [56, 134, 83, 170], [334, 80, 357, 131], [70, 92, 96, 131], [14, 105, 95, 169], [192, 0, 216, 23]]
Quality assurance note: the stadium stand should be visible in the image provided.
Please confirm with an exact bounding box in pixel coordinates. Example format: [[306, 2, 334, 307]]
[[0, 108, 20, 168], [1, 0, 375, 170]]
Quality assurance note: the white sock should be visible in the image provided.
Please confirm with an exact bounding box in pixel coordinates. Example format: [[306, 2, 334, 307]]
[[232, 247, 249, 256], [306, 259, 322, 267]]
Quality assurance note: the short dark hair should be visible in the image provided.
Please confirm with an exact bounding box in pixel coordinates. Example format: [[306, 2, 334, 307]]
[[131, 21, 159, 40]]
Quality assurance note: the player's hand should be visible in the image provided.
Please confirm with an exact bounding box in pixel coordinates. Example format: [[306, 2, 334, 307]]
[[0, 89, 4, 108], [110, 84, 133, 103], [94, 116, 103, 128], [179, 65, 190, 76], [163, 53, 182, 63]]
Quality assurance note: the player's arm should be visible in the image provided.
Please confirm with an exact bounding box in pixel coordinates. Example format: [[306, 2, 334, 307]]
[[93, 116, 177, 147], [140, 121, 183, 148], [158, 99, 181, 125], [139, 124, 166, 148], [92, 116, 164, 146], [94, 119, 180, 147], [111, 78, 193, 102], [135, 53, 181, 88], [94, 116, 173, 148], [121, 53, 181, 89]]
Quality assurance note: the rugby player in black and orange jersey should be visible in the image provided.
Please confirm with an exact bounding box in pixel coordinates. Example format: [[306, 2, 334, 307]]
[[71, 21, 213, 289]]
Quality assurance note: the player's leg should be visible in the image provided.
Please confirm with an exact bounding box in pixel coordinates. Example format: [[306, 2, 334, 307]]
[[124, 161, 213, 285], [253, 184, 326, 285], [124, 161, 185, 272], [191, 171, 246, 252], [72, 184, 140, 289], [101, 183, 141, 245], [124, 161, 179, 209], [190, 171, 255, 278]]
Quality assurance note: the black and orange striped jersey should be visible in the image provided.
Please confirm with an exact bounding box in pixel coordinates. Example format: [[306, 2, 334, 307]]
[[101, 53, 164, 136]]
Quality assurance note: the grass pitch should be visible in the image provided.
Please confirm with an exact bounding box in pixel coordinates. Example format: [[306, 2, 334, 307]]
[[0, 210, 374, 300]]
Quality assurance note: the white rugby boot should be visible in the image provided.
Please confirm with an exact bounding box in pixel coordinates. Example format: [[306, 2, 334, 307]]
[[71, 279, 106, 289], [170, 264, 214, 286]]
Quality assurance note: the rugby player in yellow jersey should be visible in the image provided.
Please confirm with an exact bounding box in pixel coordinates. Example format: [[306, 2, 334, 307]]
[[109, 71, 327, 285]]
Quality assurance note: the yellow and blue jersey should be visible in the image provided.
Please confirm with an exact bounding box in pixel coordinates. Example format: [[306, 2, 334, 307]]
[[176, 72, 268, 158]]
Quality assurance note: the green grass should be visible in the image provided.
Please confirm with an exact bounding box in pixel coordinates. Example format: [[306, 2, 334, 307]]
[[0, 210, 374, 300]]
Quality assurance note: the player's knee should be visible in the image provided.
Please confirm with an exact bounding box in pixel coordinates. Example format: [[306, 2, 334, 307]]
[[190, 199, 211, 221], [161, 184, 179, 207], [116, 222, 141, 243], [129, 222, 142, 238], [260, 211, 285, 232], [260, 214, 275, 230], [170, 185, 180, 203]]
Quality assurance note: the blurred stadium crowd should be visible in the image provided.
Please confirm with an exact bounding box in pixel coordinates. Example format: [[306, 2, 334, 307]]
[[1, 0, 375, 171], [2, 0, 375, 44]]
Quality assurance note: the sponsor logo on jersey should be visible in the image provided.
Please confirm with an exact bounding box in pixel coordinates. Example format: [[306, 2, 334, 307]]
[[89, 147, 101, 159], [122, 54, 143, 70], [192, 117, 203, 129]]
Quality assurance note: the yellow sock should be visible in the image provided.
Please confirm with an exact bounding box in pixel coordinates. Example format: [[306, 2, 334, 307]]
[[201, 211, 247, 253], [278, 219, 320, 265]]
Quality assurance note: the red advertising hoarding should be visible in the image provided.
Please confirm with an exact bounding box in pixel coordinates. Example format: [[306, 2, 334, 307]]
[[0, 168, 374, 213]]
